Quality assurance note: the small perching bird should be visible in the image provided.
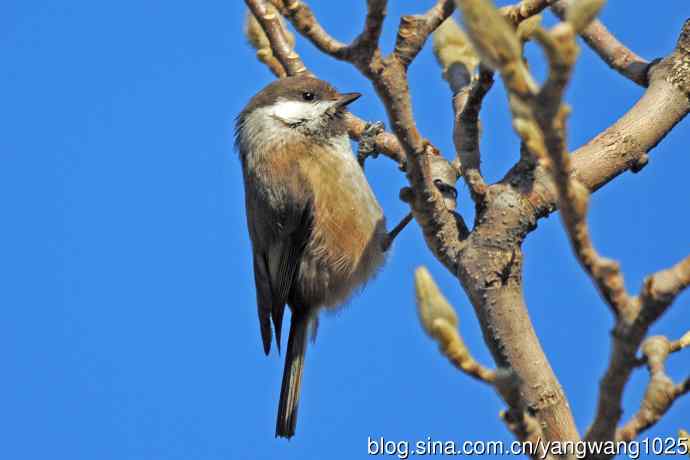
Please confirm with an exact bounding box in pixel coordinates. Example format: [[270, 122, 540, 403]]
[[235, 76, 388, 439]]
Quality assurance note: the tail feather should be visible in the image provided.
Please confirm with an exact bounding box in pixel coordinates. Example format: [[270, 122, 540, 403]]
[[275, 312, 309, 439]]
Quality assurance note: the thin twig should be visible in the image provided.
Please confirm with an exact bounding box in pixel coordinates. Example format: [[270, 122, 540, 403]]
[[415, 267, 496, 383], [453, 66, 494, 201], [281, 0, 348, 58], [349, 0, 388, 60], [634, 330, 690, 367], [279, 0, 387, 62], [551, 0, 651, 86], [394, 0, 455, 68], [635, 255, 690, 323], [532, 22, 632, 318], [432, 17, 493, 202], [245, 0, 309, 75], [501, 0, 553, 26], [586, 254, 690, 448], [616, 336, 690, 442]]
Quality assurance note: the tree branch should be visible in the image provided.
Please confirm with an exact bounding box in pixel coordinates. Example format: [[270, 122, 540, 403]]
[[278, 0, 387, 62], [432, 17, 493, 202], [415, 267, 496, 384], [280, 0, 348, 57], [245, 7, 291, 78], [245, 0, 309, 75], [529, 19, 633, 319], [636, 254, 690, 323], [353, 0, 388, 55], [394, 0, 455, 68], [501, 0, 553, 26], [523, 19, 690, 218], [551, 0, 651, 86], [444, 0, 582, 446], [634, 330, 690, 367], [452, 67, 494, 201], [509, 16, 690, 454], [616, 336, 690, 442], [585, 254, 690, 452], [414, 267, 554, 460]]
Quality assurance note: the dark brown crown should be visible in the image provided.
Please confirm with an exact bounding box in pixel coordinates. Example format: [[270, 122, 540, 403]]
[[241, 75, 341, 115]]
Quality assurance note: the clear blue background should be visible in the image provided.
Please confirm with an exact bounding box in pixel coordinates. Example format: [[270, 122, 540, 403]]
[[2, 1, 688, 459]]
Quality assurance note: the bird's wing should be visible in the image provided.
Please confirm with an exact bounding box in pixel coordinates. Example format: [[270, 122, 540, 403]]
[[247, 188, 313, 355], [252, 253, 274, 355]]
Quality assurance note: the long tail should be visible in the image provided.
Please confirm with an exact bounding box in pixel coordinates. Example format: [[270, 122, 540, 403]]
[[275, 312, 309, 439]]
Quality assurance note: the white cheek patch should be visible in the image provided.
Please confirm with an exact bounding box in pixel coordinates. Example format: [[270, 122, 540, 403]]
[[269, 99, 334, 124]]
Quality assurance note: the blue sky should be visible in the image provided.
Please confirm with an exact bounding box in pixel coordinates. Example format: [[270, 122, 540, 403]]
[[2, 1, 688, 459]]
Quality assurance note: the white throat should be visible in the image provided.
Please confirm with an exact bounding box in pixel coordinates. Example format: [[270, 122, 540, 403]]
[[267, 99, 335, 125]]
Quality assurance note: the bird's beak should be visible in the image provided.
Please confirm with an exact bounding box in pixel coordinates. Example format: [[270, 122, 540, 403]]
[[334, 92, 362, 109]]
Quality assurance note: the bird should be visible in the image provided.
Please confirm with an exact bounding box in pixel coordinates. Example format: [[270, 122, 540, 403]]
[[235, 75, 388, 439]]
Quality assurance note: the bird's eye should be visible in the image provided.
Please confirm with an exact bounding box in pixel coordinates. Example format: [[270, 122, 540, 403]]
[[302, 91, 315, 101]]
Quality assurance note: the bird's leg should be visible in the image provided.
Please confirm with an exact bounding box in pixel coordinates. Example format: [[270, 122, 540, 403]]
[[382, 212, 413, 251], [356, 121, 385, 169], [382, 159, 462, 252]]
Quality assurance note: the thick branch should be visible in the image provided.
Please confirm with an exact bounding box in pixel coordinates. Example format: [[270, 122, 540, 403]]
[[448, 0, 582, 446], [455, 191, 580, 446]]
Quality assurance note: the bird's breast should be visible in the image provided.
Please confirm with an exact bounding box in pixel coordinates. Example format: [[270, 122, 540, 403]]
[[296, 135, 387, 308]]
